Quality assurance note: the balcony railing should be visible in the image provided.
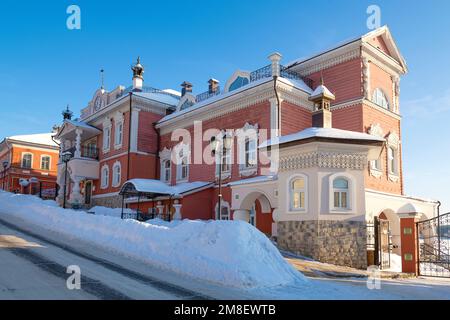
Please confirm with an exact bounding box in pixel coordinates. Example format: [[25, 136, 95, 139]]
[[63, 146, 99, 160], [195, 88, 221, 103]]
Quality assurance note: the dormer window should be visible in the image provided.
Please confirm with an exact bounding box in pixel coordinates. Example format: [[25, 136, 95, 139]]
[[229, 76, 249, 92], [372, 88, 390, 110]]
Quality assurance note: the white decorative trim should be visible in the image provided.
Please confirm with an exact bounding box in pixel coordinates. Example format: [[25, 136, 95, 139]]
[[328, 172, 356, 214], [287, 173, 308, 213], [40, 154, 52, 171], [21, 152, 33, 169], [174, 142, 190, 183], [387, 131, 400, 147], [111, 161, 122, 187], [130, 108, 140, 153], [100, 164, 109, 189], [370, 168, 383, 179], [279, 151, 367, 172], [224, 70, 251, 93], [214, 200, 231, 220], [177, 94, 196, 112], [113, 111, 124, 150], [368, 123, 384, 138], [102, 117, 112, 153], [159, 147, 172, 183], [362, 57, 371, 99]]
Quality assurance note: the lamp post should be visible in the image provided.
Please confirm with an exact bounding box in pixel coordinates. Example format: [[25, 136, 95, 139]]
[[61, 151, 72, 209], [210, 133, 233, 220], [2, 160, 9, 191]]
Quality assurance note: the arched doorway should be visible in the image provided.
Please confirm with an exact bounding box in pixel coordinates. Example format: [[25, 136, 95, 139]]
[[237, 191, 274, 236]]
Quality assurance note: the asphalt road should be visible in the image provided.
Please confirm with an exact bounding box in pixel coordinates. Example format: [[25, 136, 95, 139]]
[[0, 217, 211, 300]]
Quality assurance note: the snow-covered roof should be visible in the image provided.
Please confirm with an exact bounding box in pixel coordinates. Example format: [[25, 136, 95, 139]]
[[259, 127, 385, 148], [278, 77, 313, 94], [120, 179, 212, 197], [7, 133, 58, 147], [309, 84, 335, 100], [228, 175, 277, 187], [132, 91, 179, 107], [65, 119, 100, 131]]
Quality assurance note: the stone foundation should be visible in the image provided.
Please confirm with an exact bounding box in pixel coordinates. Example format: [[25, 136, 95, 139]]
[[277, 220, 368, 269], [91, 195, 122, 209]]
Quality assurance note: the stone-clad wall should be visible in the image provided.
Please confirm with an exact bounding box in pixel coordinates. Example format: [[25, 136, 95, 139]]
[[92, 195, 122, 209], [277, 220, 367, 269]]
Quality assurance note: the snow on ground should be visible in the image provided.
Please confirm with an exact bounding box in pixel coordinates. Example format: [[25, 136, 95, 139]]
[[0, 191, 305, 289], [89, 206, 133, 218], [386, 253, 402, 273]]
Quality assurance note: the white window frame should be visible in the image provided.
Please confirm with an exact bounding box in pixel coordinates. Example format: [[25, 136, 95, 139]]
[[159, 147, 172, 184], [21, 152, 33, 169], [162, 159, 171, 184], [40, 155, 51, 171], [175, 144, 190, 183], [287, 174, 308, 213], [387, 132, 400, 182], [102, 118, 112, 153], [101, 165, 109, 189], [114, 112, 124, 150], [112, 161, 121, 187], [328, 173, 356, 214], [372, 88, 390, 110], [236, 123, 258, 177]]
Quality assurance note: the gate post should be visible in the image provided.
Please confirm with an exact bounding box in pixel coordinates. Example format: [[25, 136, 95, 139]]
[[399, 213, 420, 275]]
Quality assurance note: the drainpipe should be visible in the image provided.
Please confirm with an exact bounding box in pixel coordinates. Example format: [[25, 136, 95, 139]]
[[127, 92, 132, 181], [273, 75, 282, 136], [153, 122, 160, 180]]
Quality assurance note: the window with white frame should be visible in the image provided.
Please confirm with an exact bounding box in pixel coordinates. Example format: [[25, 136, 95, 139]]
[[370, 157, 382, 171], [244, 138, 257, 168], [388, 146, 398, 175], [220, 144, 231, 173], [162, 159, 171, 183], [333, 177, 349, 209], [176, 148, 189, 182], [372, 88, 390, 110], [289, 176, 307, 211], [22, 153, 32, 169], [112, 162, 121, 187], [114, 120, 123, 147], [103, 126, 111, 152], [101, 165, 109, 189], [41, 155, 51, 170]]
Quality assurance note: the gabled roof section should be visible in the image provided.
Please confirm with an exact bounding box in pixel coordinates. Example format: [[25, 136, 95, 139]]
[[287, 25, 407, 74]]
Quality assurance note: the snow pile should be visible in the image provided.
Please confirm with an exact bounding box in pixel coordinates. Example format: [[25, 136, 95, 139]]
[[0, 191, 306, 288], [89, 206, 134, 218]]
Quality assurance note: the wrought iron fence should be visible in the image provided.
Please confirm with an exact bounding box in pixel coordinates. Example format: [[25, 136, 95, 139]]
[[63, 146, 99, 160], [122, 85, 181, 100], [250, 64, 272, 82], [196, 88, 221, 103], [417, 212, 450, 277]]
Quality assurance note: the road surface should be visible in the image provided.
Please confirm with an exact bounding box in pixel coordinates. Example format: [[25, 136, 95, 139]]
[[0, 215, 244, 300]]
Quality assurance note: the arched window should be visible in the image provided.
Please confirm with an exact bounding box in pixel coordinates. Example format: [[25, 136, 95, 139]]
[[41, 155, 51, 170], [112, 162, 121, 187], [176, 148, 189, 182], [101, 165, 109, 189], [333, 178, 349, 209], [290, 176, 306, 211], [162, 159, 171, 183], [22, 153, 32, 169], [229, 76, 249, 92], [372, 88, 390, 110]]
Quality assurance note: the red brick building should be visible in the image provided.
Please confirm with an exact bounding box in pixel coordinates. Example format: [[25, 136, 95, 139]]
[[0, 133, 59, 197], [55, 26, 438, 272]]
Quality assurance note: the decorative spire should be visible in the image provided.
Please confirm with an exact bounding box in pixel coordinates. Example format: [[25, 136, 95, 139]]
[[100, 69, 105, 90], [62, 105, 73, 121], [131, 56, 144, 80]]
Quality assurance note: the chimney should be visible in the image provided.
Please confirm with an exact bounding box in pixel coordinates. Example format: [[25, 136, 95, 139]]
[[131, 57, 144, 92], [208, 78, 219, 94], [181, 81, 193, 96], [308, 81, 335, 128]]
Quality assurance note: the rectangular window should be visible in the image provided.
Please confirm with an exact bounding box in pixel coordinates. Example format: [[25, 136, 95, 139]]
[[292, 192, 305, 209], [245, 138, 256, 168], [115, 122, 123, 146], [41, 156, 50, 170], [22, 154, 32, 169], [334, 191, 348, 208], [221, 147, 231, 172], [103, 127, 111, 151]]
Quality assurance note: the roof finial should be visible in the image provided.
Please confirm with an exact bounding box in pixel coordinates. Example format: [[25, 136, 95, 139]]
[[62, 104, 73, 121], [100, 69, 105, 89]]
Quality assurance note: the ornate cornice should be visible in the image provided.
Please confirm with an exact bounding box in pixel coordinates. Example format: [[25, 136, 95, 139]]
[[279, 151, 368, 172]]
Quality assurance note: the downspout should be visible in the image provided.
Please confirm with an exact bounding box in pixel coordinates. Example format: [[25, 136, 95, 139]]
[[153, 122, 160, 180], [127, 92, 133, 181], [273, 75, 281, 136]]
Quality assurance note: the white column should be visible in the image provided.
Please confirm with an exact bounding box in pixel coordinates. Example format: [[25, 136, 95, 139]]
[[173, 200, 182, 220], [75, 128, 82, 158], [269, 97, 283, 137], [130, 108, 140, 153], [233, 209, 250, 223], [156, 201, 164, 215], [268, 52, 282, 77], [69, 176, 83, 205]]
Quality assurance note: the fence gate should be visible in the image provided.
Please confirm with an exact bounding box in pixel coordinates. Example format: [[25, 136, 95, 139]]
[[373, 217, 392, 270], [417, 212, 450, 277]]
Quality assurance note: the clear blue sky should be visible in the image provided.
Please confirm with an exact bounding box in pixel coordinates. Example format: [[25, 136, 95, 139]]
[[0, 0, 449, 211]]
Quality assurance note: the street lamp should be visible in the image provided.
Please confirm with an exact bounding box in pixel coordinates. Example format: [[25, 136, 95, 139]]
[[2, 160, 9, 191], [211, 133, 233, 220], [61, 151, 72, 209]]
